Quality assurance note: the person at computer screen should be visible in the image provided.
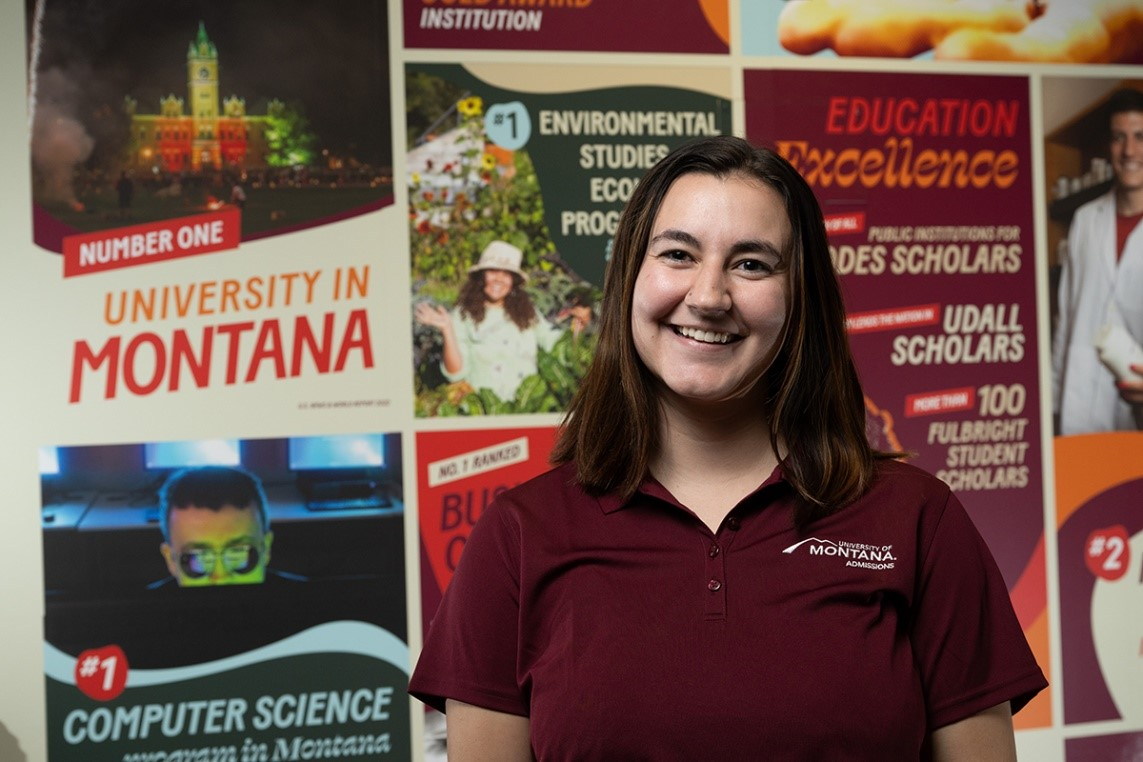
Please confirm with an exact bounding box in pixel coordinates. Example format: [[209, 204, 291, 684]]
[[157, 465, 274, 587]]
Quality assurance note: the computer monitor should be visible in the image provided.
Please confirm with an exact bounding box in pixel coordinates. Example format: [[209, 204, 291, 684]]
[[39, 445, 65, 508], [144, 439, 241, 470], [288, 434, 386, 471], [287, 434, 391, 511], [39, 446, 60, 476]]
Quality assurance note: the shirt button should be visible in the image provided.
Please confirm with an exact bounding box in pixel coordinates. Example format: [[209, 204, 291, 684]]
[[725, 517, 740, 531], [707, 579, 722, 592], [709, 544, 721, 558]]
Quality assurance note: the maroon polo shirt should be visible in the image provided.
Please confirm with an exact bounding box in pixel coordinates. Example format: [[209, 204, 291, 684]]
[[409, 459, 1046, 760]]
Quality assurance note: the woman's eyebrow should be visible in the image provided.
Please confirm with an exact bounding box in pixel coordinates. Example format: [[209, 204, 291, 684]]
[[651, 228, 783, 258], [649, 228, 700, 248], [730, 238, 783, 258]]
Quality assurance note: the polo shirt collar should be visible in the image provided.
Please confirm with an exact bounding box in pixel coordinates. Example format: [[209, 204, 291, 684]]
[[594, 463, 788, 515]]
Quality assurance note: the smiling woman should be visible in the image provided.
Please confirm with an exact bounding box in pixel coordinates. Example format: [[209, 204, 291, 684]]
[[409, 136, 1047, 761]]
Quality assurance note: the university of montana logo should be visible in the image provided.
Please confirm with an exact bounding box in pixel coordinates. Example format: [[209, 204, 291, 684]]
[[782, 537, 897, 570]]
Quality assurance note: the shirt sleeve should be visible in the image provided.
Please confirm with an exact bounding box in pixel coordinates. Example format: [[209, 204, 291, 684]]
[[1050, 221, 1076, 414], [440, 309, 472, 384], [910, 489, 1048, 730], [534, 316, 564, 353], [408, 501, 528, 716], [1052, 205, 1087, 415]]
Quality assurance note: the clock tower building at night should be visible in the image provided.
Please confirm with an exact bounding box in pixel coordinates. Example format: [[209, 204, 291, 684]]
[[127, 23, 273, 175], [188, 23, 221, 169]]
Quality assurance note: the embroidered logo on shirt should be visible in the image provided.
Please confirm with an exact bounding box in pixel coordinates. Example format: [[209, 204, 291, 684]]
[[781, 537, 896, 570]]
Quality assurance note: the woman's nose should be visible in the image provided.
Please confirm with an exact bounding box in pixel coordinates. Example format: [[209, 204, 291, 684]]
[[685, 267, 731, 313]]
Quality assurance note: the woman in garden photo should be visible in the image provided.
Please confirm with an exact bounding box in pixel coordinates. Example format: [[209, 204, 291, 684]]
[[414, 239, 590, 403]]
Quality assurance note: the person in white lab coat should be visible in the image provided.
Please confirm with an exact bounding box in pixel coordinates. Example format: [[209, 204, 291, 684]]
[[1052, 87, 1143, 435]]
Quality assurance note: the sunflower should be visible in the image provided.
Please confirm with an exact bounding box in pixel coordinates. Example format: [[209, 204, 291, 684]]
[[457, 96, 484, 118]]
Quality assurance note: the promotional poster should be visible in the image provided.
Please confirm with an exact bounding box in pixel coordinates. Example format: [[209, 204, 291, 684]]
[[41, 434, 409, 760], [1041, 74, 1143, 748], [1054, 435, 1143, 731], [26, 1, 404, 430], [30, 1, 393, 254], [746, 68, 1051, 728], [414, 426, 557, 630]]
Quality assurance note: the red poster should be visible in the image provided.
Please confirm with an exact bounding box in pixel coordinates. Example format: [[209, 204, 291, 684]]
[[416, 427, 558, 624], [402, 0, 728, 53], [1065, 729, 1143, 761], [746, 69, 1050, 727]]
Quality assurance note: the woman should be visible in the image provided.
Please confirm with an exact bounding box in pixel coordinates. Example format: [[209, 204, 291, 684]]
[[415, 239, 583, 402], [409, 137, 1047, 759]]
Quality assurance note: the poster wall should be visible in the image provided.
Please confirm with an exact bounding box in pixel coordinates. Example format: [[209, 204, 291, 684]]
[[0, 1, 1139, 761]]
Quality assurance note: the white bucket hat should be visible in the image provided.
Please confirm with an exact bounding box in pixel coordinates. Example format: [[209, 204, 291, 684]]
[[468, 240, 528, 281]]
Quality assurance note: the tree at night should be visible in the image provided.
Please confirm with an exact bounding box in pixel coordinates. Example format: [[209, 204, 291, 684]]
[[263, 100, 318, 167]]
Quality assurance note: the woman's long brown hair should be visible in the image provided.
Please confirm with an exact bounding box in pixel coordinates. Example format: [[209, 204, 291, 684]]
[[551, 136, 899, 529]]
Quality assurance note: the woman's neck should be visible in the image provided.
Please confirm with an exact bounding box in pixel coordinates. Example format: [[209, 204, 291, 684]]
[[649, 398, 781, 530]]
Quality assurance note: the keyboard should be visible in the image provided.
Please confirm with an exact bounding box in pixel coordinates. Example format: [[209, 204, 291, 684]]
[[304, 495, 391, 511]]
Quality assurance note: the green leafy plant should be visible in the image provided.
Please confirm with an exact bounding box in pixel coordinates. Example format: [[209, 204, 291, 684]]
[[264, 100, 317, 168], [414, 330, 597, 417]]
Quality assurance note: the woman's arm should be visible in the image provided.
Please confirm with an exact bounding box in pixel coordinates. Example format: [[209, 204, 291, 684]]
[[930, 702, 1016, 762], [445, 699, 533, 762], [414, 303, 465, 375]]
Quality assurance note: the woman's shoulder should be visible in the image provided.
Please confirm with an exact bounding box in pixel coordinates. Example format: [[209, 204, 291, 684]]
[[468, 462, 598, 551], [823, 459, 979, 568], [869, 458, 952, 501], [502, 459, 589, 500], [850, 458, 958, 530], [491, 462, 589, 515]]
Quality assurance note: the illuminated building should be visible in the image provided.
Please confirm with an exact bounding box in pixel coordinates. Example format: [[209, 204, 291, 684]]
[[125, 22, 275, 173]]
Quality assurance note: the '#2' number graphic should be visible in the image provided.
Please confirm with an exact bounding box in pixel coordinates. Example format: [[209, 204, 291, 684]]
[[1084, 526, 1131, 582]]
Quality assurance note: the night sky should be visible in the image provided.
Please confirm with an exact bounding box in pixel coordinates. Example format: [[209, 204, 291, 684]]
[[27, 0, 392, 166]]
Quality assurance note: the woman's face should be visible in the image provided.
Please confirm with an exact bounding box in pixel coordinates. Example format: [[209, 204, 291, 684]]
[[482, 268, 515, 306], [631, 171, 791, 409]]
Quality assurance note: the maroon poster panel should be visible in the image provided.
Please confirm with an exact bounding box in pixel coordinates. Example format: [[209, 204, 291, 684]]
[[1065, 729, 1143, 761], [402, 0, 728, 53], [746, 69, 1049, 726]]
